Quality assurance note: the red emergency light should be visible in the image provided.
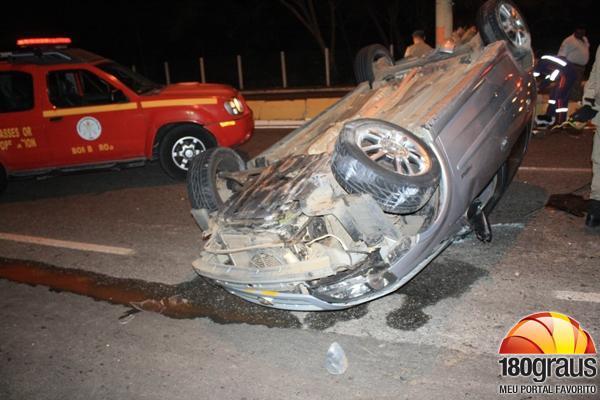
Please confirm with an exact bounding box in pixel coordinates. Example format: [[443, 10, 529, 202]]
[[16, 37, 72, 47]]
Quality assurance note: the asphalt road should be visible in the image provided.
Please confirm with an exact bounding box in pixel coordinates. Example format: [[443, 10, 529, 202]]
[[1, 127, 599, 399]]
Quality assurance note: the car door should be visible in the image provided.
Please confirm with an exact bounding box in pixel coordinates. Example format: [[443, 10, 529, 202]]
[[43, 66, 147, 167], [441, 55, 529, 203], [0, 67, 50, 171]]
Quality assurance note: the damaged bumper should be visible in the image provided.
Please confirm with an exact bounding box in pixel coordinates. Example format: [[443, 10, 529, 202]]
[[194, 236, 452, 311]]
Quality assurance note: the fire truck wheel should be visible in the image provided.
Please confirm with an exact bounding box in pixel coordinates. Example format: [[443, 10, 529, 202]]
[[159, 125, 216, 180]]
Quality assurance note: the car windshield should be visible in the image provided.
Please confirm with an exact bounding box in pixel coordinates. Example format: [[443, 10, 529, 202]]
[[97, 62, 163, 94]]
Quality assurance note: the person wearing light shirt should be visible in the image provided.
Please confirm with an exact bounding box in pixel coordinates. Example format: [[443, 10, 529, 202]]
[[558, 27, 590, 100], [404, 30, 433, 59]]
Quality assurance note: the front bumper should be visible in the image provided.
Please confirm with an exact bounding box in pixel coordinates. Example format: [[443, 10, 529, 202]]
[[225, 285, 348, 311], [206, 110, 254, 147], [202, 238, 453, 311]]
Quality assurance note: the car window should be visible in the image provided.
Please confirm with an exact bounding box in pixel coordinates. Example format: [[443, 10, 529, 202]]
[[97, 62, 162, 94], [0, 71, 34, 113], [47, 69, 127, 108]]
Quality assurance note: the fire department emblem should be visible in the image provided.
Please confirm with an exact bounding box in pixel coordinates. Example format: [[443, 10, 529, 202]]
[[76, 116, 102, 141]]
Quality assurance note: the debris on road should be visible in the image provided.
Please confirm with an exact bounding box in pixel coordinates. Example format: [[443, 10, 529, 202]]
[[325, 342, 348, 375], [118, 309, 140, 325]]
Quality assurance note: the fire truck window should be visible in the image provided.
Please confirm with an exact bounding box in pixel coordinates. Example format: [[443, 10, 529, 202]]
[[47, 71, 80, 107], [0, 71, 34, 113], [47, 70, 126, 108]]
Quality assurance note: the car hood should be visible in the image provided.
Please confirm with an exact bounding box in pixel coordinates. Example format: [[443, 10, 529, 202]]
[[258, 39, 512, 164], [155, 82, 237, 99]]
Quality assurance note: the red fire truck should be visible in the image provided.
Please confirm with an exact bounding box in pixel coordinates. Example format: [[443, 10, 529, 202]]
[[0, 38, 253, 192]]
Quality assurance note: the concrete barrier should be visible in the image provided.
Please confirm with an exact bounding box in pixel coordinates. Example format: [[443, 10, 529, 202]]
[[247, 98, 339, 122], [248, 90, 581, 126]]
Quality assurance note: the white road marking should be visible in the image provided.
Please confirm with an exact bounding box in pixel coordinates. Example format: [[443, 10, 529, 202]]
[[0, 232, 135, 256], [518, 166, 592, 173], [554, 290, 600, 303], [491, 222, 525, 228]]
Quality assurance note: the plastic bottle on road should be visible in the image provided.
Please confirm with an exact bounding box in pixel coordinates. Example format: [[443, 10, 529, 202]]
[[325, 342, 348, 375]]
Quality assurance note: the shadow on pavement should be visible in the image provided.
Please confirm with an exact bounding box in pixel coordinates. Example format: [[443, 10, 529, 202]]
[[0, 129, 290, 204], [545, 193, 589, 217], [1, 163, 178, 203], [489, 181, 547, 224], [0, 181, 549, 329]]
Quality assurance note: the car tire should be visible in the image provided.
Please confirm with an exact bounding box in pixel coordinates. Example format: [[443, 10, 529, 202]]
[[354, 44, 394, 84], [159, 125, 216, 180], [331, 119, 440, 214], [186, 147, 246, 211], [477, 0, 533, 68], [0, 164, 7, 194]]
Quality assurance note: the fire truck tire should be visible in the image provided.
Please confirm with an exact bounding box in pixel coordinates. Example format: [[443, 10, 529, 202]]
[[159, 125, 216, 180], [186, 147, 246, 211]]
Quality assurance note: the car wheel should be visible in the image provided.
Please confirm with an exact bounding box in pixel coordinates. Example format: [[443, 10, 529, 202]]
[[159, 126, 215, 180], [0, 164, 7, 194], [354, 44, 394, 84], [331, 119, 440, 214], [477, 0, 533, 68], [186, 147, 246, 211]]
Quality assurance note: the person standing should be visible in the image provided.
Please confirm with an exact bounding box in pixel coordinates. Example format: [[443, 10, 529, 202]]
[[535, 28, 589, 128], [583, 46, 600, 228], [404, 30, 433, 59], [534, 55, 577, 127], [559, 27, 590, 101]]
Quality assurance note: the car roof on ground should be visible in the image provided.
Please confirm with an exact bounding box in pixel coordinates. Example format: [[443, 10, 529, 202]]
[[0, 48, 107, 66]]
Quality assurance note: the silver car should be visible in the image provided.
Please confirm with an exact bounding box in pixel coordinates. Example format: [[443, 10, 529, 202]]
[[186, 0, 535, 310]]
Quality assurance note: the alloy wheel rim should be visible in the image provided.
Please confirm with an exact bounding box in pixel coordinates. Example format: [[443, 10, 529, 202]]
[[171, 136, 206, 170], [356, 127, 430, 176], [498, 3, 529, 48]]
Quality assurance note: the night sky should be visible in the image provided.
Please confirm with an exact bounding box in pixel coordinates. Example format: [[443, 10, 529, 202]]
[[3, 0, 598, 88]]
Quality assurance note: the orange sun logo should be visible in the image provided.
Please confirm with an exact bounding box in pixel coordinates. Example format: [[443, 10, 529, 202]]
[[499, 312, 596, 354]]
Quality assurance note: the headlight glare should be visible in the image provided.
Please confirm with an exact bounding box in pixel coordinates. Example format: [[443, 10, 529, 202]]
[[224, 97, 244, 115]]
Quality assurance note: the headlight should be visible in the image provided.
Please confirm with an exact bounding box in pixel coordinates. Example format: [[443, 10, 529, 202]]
[[312, 265, 396, 302], [224, 97, 244, 115]]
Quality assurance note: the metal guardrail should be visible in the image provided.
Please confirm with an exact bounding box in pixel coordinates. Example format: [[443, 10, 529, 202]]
[[242, 86, 354, 100], [156, 49, 342, 91]]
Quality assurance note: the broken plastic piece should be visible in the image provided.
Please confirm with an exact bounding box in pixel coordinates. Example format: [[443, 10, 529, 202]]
[[325, 342, 348, 375]]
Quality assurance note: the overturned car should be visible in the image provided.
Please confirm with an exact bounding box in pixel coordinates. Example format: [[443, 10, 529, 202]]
[[186, 0, 535, 310]]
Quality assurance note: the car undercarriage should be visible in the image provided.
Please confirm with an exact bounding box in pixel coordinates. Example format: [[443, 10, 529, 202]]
[[188, 0, 535, 310]]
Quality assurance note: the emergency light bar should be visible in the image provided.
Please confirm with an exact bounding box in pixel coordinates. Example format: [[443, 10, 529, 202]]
[[16, 37, 72, 47]]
